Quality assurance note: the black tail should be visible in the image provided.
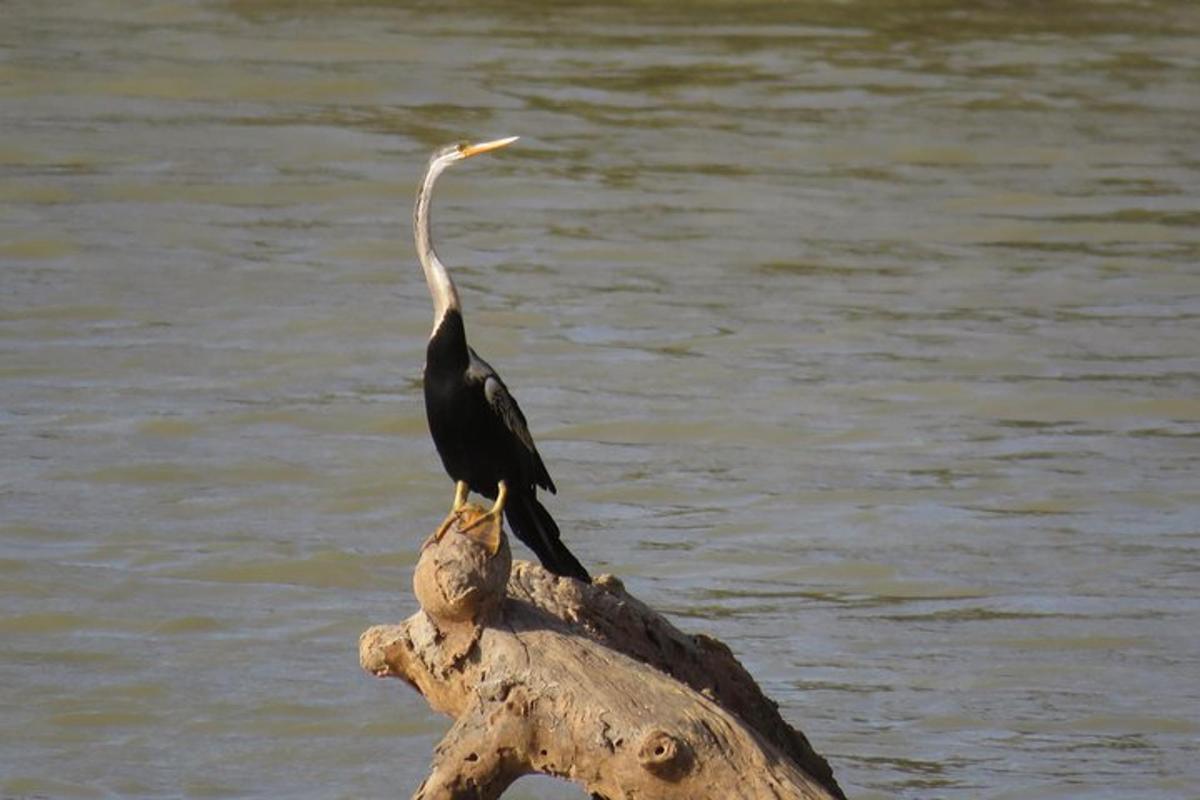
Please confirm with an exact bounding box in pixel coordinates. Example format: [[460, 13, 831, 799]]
[[504, 491, 590, 582]]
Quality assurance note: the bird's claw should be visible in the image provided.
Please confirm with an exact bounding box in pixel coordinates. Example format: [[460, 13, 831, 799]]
[[422, 505, 502, 555], [458, 507, 504, 555], [426, 511, 460, 545], [456, 480, 507, 555], [422, 481, 473, 549], [422, 480, 506, 554]]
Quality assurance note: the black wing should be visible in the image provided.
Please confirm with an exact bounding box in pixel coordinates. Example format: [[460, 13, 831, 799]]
[[466, 348, 556, 494]]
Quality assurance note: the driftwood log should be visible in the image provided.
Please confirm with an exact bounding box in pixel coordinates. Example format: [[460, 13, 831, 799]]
[[359, 504, 845, 800]]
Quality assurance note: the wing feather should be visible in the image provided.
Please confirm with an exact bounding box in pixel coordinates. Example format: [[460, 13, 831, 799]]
[[467, 348, 556, 493], [483, 374, 538, 455]]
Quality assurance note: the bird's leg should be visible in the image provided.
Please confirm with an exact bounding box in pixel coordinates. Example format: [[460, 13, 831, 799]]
[[459, 480, 507, 555], [451, 480, 469, 512], [428, 481, 471, 544]]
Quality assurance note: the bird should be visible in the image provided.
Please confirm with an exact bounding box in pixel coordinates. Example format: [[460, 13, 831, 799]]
[[413, 136, 590, 582]]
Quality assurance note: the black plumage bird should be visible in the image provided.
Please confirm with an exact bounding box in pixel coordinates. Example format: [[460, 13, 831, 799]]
[[413, 136, 590, 582]]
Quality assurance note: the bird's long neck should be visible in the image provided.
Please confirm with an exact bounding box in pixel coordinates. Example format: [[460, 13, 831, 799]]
[[413, 158, 461, 335]]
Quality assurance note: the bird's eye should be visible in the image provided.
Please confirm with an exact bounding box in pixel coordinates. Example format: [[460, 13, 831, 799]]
[[456, 142, 468, 154]]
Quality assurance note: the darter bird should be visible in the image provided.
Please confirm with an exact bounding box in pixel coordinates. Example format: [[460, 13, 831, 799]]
[[413, 136, 590, 582]]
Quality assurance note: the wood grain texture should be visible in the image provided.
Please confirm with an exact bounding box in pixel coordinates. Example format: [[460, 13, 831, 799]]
[[360, 505, 845, 800]]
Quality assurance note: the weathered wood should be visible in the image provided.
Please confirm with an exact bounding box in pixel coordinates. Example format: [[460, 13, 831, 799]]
[[360, 504, 845, 800]]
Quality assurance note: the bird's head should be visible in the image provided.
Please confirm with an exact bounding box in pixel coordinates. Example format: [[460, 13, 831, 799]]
[[428, 136, 519, 174]]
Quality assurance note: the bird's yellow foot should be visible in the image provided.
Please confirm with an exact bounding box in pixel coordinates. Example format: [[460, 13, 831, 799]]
[[459, 481, 508, 555], [426, 481, 471, 547]]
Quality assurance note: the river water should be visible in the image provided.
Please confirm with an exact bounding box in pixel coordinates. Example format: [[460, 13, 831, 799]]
[[2, 1, 1198, 798]]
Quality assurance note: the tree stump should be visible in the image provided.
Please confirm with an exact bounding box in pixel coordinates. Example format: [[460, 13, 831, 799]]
[[359, 504, 845, 800]]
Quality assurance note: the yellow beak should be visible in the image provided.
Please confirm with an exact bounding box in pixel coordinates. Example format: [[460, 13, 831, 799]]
[[460, 136, 519, 159]]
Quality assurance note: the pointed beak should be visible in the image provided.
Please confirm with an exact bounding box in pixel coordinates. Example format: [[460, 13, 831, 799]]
[[460, 136, 519, 159]]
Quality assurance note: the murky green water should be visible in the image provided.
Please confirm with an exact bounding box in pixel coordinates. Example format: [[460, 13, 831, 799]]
[[3, 1, 1198, 797]]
